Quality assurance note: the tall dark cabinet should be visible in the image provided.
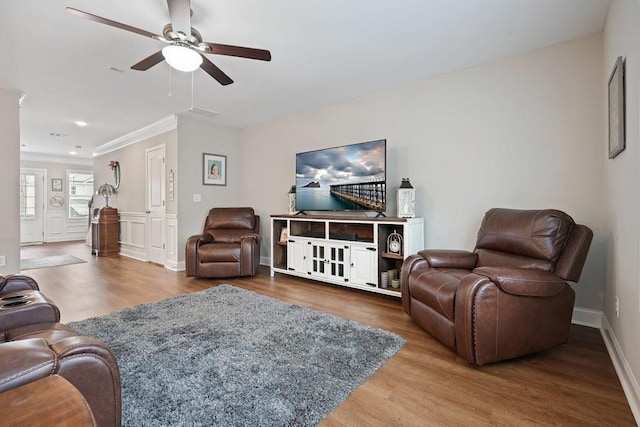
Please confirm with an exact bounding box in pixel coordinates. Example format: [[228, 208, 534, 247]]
[[91, 207, 119, 256]]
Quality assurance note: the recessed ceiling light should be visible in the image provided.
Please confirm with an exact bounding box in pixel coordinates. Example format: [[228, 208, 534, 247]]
[[75, 121, 88, 127], [69, 151, 78, 155]]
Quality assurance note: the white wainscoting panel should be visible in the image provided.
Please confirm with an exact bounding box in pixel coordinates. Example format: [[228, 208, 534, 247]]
[[118, 212, 180, 270], [119, 212, 147, 261], [45, 211, 89, 242], [165, 215, 182, 271]]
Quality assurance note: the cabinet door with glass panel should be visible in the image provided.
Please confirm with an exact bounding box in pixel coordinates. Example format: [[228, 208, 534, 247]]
[[306, 241, 350, 282]]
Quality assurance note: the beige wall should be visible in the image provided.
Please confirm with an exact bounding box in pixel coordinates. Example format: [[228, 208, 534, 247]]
[[0, 89, 21, 274], [90, 115, 243, 265], [603, 0, 640, 413], [93, 129, 178, 213], [241, 34, 605, 309], [176, 115, 243, 262], [20, 160, 93, 216]]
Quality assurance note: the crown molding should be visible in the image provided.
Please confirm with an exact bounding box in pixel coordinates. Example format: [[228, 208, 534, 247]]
[[20, 151, 93, 166], [92, 114, 177, 157]]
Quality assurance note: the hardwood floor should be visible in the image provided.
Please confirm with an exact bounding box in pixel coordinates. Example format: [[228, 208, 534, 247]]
[[20, 242, 636, 426]]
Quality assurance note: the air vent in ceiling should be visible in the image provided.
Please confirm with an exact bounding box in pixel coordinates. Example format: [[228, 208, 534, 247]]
[[188, 106, 218, 118]]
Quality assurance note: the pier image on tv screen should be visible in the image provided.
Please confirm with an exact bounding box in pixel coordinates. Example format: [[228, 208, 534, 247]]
[[295, 139, 386, 212]]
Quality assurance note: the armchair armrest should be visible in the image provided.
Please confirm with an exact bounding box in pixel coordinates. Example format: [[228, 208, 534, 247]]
[[50, 336, 121, 404], [239, 233, 261, 276], [186, 233, 214, 246], [240, 233, 261, 244], [473, 266, 566, 297], [0, 339, 56, 393], [0, 275, 40, 293], [1, 336, 121, 427], [185, 234, 214, 277], [417, 249, 478, 269], [0, 292, 60, 332]]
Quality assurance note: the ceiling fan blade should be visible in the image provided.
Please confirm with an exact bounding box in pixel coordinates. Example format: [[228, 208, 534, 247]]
[[65, 7, 161, 40], [203, 43, 272, 61], [131, 51, 166, 71], [200, 56, 233, 86], [166, 0, 192, 36]]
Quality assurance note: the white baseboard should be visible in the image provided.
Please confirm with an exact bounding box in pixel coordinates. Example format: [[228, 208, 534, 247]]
[[600, 315, 640, 424], [166, 261, 185, 272], [118, 250, 147, 263], [45, 236, 86, 243], [571, 306, 603, 328], [119, 246, 147, 261], [571, 307, 638, 423]]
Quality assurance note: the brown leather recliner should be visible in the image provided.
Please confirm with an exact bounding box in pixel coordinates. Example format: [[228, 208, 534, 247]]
[[186, 207, 261, 278], [0, 274, 40, 294], [0, 275, 122, 427], [401, 208, 593, 365]]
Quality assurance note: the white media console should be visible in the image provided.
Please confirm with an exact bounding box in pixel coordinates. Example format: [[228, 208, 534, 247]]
[[270, 214, 424, 297]]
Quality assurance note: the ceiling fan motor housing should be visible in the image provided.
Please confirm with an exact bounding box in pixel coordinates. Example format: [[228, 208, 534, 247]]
[[162, 24, 205, 50]]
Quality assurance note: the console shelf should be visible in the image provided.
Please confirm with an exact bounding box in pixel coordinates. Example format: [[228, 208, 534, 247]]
[[270, 214, 424, 297]]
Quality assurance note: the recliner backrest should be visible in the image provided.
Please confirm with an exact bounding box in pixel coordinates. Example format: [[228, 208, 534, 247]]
[[203, 207, 259, 243], [474, 208, 576, 273]]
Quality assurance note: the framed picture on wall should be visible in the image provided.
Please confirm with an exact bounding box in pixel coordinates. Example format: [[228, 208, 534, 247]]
[[51, 178, 63, 192], [203, 153, 227, 186], [608, 56, 625, 159]]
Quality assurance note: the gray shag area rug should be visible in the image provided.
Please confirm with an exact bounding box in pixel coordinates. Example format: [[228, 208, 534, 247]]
[[69, 285, 405, 426], [20, 254, 86, 270]]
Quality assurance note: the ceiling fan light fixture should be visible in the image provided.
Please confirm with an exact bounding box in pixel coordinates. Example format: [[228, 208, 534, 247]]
[[162, 45, 202, 72]]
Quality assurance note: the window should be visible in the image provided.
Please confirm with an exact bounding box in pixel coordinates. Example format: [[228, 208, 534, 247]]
[[68, 170, 94, 219], [19, 173, 36, 219]]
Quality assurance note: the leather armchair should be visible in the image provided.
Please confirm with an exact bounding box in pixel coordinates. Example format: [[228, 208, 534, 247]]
[[186, 207, 261, 278], [0, 274, 40, 293], [0, 274, 122, 426], [1, 274, 60, 340], [1, 327, 121, 427], [401, 208, 593, 365]]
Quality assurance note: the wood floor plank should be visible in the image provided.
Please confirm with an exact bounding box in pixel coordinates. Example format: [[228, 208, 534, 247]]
[[19, 242, 636, 426]]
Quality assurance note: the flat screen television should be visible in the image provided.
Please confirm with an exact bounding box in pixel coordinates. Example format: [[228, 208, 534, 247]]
[[295, 139, 386, 213]]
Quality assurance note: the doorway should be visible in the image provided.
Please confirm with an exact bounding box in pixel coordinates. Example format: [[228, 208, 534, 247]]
[[20, 168, 46, 244], [146, 145, 166, 265]]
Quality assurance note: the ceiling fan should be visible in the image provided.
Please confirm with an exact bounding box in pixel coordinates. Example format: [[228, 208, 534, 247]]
[[66, 0, 271, 86]]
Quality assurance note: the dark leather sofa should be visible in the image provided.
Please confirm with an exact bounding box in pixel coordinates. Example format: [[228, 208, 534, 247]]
[[0, 274, 121, 426], [401, 208, 593, 365], [186, 207, 261, 278]]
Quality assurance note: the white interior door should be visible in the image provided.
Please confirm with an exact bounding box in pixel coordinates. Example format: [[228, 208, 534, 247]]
[[20, 169, 45, 244], [146, 145, 166, 265]]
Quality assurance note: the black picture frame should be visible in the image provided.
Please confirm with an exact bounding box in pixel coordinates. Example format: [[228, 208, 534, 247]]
[[608, 56, 625, 159]]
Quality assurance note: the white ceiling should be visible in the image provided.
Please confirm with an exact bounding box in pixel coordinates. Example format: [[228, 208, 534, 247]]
[[1, 0, 610, 162]]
